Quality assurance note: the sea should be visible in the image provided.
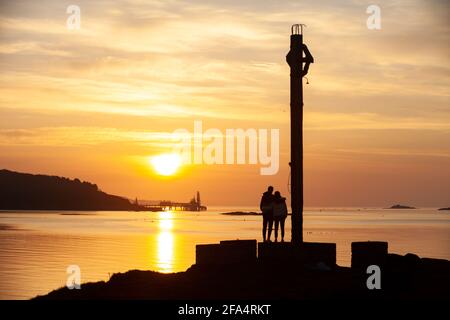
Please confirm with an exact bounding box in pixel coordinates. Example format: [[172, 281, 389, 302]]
[[0, 207, 448, 299]]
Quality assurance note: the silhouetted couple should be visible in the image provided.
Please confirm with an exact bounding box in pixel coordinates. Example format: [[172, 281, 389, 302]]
[[259, 186, 288, 242]]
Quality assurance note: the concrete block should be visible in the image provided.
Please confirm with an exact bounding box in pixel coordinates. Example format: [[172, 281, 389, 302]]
[[196, 244, 224, 265], [351, 241, 388, 270], [258, 242, 295, 262], [258, 242, 336, 268], [196, 240, 257, 265], [301, 242, 336, 267], [219, 239, 257, 263]]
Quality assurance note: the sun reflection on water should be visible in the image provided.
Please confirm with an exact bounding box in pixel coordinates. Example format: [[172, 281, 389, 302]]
[[156, 211, 174, 273]]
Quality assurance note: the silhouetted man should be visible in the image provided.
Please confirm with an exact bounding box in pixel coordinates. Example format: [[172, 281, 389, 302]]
[[260, 186, 274, 242]]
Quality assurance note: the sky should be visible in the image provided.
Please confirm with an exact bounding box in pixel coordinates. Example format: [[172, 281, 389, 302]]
[[0, 0, 449, 207]]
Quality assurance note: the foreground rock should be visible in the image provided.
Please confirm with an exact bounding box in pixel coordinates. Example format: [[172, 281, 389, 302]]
[[35, 253, 450, 300]]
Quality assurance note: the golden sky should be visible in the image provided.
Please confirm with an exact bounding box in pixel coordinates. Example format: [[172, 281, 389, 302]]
[[0, 0, 449, 206]]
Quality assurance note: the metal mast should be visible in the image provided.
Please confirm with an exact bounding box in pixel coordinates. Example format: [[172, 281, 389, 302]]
[[286, 24, 314, 244]]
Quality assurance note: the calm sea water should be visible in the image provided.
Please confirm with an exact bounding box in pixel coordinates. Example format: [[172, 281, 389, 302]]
[[0, 207, 449, 299]]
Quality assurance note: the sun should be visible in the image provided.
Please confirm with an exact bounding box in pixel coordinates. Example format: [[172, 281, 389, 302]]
[[150, 153, 182, 176]]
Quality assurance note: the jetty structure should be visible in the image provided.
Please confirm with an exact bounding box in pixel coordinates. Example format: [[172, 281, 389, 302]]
[[140, 191, 207, 211]]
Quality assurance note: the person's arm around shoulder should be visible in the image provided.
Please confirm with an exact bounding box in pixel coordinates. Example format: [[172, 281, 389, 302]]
[[283, 201, 288, 217]]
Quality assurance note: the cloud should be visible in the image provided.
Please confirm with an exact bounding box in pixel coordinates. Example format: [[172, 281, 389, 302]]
[[0, 127, 175, 148], [305, 112, 450, 131], [1, 0, 448, 123]]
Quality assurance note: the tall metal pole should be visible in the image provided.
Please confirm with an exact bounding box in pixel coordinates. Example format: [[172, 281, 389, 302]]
[[286, 24, 313, 244]]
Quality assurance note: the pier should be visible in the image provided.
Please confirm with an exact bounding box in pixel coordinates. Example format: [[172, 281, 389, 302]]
[[141, 191, 207, 211]]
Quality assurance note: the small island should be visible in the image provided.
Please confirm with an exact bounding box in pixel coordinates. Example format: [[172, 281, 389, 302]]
[[438, 207, 450, 211], [222, 211, 292, 216], [222, 211, 261, 216], [387, 204, 416, 209]]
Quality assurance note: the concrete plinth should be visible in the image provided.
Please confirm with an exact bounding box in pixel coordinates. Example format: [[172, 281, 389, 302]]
[[258, 242, 336, 268], [196, 240, 257, 265], [351, 241, 388, 270]]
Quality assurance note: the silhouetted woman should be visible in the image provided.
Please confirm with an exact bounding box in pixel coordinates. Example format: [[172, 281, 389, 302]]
[[273, 191, 288, 242]]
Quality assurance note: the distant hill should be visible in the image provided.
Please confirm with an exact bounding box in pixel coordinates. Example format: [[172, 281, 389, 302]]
[[0, 169, 141, 211]]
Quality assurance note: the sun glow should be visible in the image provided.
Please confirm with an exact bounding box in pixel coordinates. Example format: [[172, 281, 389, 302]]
[[150, 153, 181, 176]]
